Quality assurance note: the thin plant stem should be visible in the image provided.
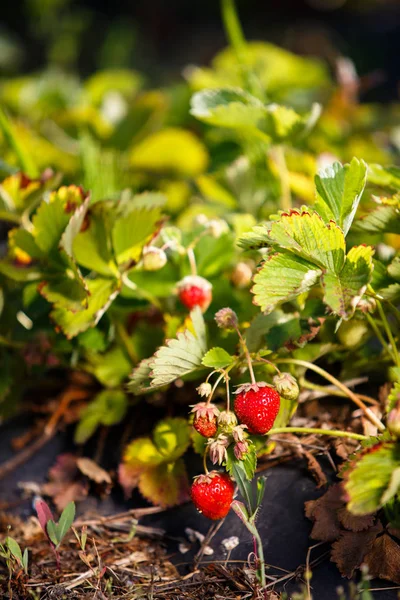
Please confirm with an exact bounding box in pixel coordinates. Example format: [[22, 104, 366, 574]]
[[221, 0, 246, 63], [0, 211, 20, 224], [273, 358, 385, 432], [187, 248, 197, 276], [377, 299, 400, 367], [300, 377, 379, 406], [203, 450, 208, 474], [365, 313, 394, 362], [114, 320, 138, 365], [269, 427, 367, 441], [225, 371, 231, 412], [252, 527, 266, 589], [274, 145, 292, 212], [236, 328, 256, 385]]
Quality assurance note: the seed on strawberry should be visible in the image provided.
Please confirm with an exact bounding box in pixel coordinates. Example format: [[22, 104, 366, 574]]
[[191, 471, 234, 520], [191, 402, 219, 438], [177, 275, 212, 312], [234, 383, 280, 435]]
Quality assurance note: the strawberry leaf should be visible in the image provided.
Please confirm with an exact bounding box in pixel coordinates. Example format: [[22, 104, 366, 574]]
[[202, 347, 234, 369], [50, 276, 121, 338], [153, 417, 190, 462], [138, 459, 190, 508], [314, 158, 367, 236], [321, 245, 374, 319], [252, 251, 321, 313], [74, 389, 127, 444], [354, 206, 400, 234], [148, 307, 207, 388], [344, 442, 400, 515]]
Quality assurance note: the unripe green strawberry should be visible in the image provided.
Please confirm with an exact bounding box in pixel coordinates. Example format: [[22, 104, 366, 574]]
[[337, 319, 368, 348], [273, 372, 299, 402], [142, 246, 167, 271]]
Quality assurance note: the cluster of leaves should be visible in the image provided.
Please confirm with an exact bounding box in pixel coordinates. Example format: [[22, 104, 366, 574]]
[[2, 3, 400, 582]]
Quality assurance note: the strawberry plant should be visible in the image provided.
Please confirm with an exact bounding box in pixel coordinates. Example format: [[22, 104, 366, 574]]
[[1, 0, 400, 592]]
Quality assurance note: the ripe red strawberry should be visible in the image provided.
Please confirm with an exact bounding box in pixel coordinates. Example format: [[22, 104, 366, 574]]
[[177, 275, 212, 312], [191, 471, 234, 520], [234, 383, 280, 435], [191, 402, 219, 438]]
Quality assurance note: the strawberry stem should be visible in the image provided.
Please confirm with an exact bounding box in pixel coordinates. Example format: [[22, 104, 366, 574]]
[[274, 358, 385, 432], [203, 449, 209, 474], [187, 248, 198, 276], [269, 427, 367, 441], [236, 328, 257, 385]]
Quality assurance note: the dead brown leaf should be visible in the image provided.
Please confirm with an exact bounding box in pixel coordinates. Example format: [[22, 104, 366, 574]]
[[76, 457, 112, 485], [305, 483, 345, 542], [337, 507, 376, 532], [330, 522, 383, 578], [364, 533, 400, 583]]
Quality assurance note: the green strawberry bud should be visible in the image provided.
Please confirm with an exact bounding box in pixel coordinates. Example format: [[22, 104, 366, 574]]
[[142, 246, 167, 271], [387, 405, 400, 437], [273, 372, 300, 402], [337, 319, 368, 348]]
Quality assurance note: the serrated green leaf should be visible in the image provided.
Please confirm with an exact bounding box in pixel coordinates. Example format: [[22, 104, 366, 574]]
[[153, 417, 190, 462], [190, 88, 320, 142], [354, 206, 400, 234], [202, 347, 234, 369], [387, 381, 400, 412], [321, 245, 374, 319], [73, 204, 118, 276], [51, 277, 121, 338], [149, 308, 206, 387], [387, 257, 400, 282], [314, 158, 367, 236], [345, 442, 400, 515], [112, 193, 164, 265], [74, 389, 127, 444], [240, 209, 346, 273], [138, 459, 189, 508], [190, 87, 267, 132], [127, 358, 154, 395], [252, 251, 321, 313], [245, 310, 290, 353], [266, 210, 346, 272], [368, 164, 400, 190], [123, 437, 164, 472], [32, 186, 85, 256]]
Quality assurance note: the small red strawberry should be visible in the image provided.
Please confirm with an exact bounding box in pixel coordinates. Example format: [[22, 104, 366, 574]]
[[191, 471, 234, 520], [234, 383, 280, 435], [191, 402, 219, 438], [177, 275, 212, 312]]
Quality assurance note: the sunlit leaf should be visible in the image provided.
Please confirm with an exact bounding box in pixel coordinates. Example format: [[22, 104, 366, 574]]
[[314, 158, 368, 236]]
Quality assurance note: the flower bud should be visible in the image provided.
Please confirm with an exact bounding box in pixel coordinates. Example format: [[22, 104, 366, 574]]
[[231, 262, 253, 288], [218, 410, 237, 429], [357, 297, 377, 314], [387, 405, 400, 437], [142, 246, 167, 271], [232, 424, 247, 443], [215, 307, 238, 330], [196, 382, 212, 398], [207, 219, 229, 238], [273, 372, 300, 402], [234, 440, 249, 460]]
